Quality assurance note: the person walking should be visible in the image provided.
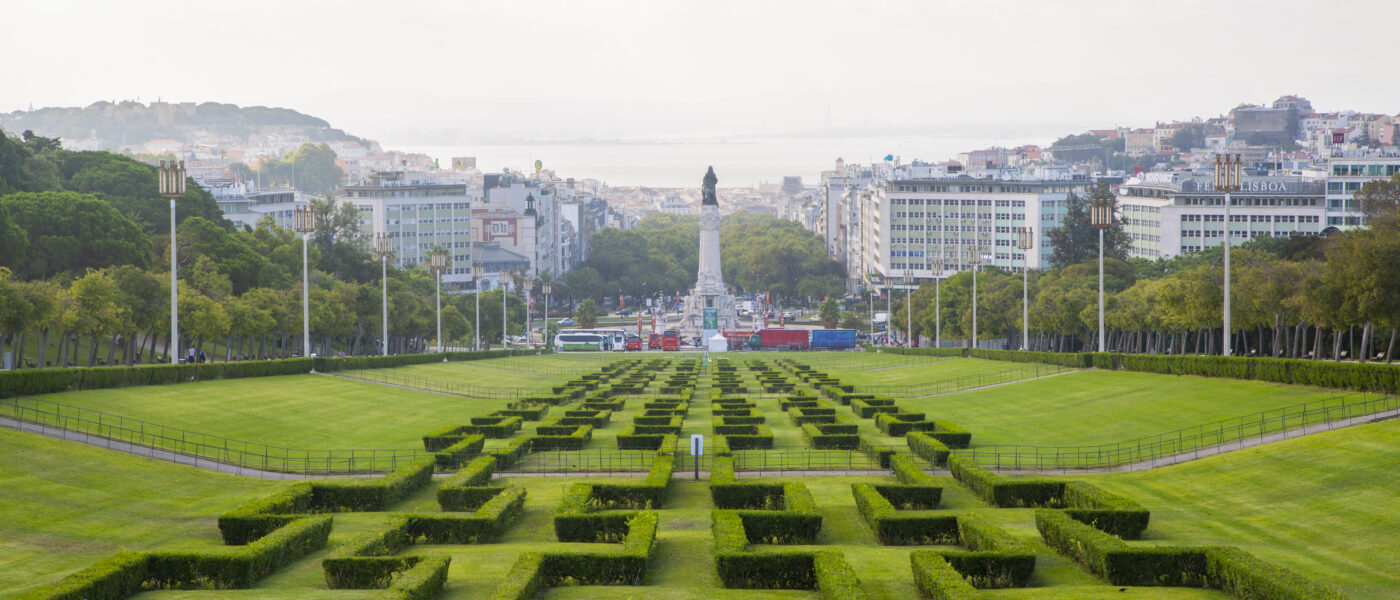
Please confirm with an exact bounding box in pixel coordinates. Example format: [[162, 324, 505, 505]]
[[187, 347, 195, 364]]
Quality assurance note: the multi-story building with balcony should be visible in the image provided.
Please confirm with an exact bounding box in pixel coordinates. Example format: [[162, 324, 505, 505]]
[[340, 171, 478, 286], [1325, 150, 1400, 229]]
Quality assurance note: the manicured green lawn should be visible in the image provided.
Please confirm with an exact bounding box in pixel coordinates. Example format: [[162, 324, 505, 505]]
[[28, 375, 515, 450], [1088, 417, 1400, 599], [0, 428, 285, 598], [906, 369, 1346, 448], [835, 356, 1063, 392]]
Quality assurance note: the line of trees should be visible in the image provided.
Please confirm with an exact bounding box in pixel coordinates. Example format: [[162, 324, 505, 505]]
[[561, 212, 846, 303], [0, 129, 530, 368], [891, 174, 1400, 362]]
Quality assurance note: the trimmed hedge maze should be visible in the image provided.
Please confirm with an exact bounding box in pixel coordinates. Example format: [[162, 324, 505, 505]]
[[14, 351, 1361, 598]]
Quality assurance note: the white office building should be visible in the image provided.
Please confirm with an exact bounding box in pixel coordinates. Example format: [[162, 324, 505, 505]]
[[861, 177, 1094, 282], [340, 171, 478, 285], [1117, 174, 1327, 259], [1325, 150, 1400, 229]]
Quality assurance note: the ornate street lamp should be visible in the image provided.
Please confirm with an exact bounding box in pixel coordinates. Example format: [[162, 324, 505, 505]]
[[158, 160, 185, 364], [1090, 193, 1113, 352], [542, 279, 553, 350], [968, 245, 988, 349], [1016, 227, 1035, 351], [1215, 153, 1243, 356], [375, 232, 393, 356], [868, 273, 883, 345], [472, 260, 484, 351], [427, 249, 451, 354], [293, 205, 316, 357]]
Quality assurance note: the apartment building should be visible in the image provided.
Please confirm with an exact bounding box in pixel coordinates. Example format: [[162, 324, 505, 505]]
[[1117, 174, 1326, 259], [341, 171, 477, 285]]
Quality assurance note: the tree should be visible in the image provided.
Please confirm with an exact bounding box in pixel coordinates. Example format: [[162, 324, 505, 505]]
[[0, 191, 150, 278], [1170, 124, 1205, 153], [818, 298, 840, 328], [67, 269, 133, 366], [254, 142, 344, 196], [1047, 183, 1132, 269], [840, 312, 863, 331], [576, 298, 598, 328]]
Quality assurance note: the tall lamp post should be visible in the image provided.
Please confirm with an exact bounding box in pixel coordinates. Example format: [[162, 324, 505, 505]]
[[904, 269, 912, 348], [934, 275, 941, 349], [969, 246, 984, 349], [542, 279, 553, 350], [375, 233, 393, 356], [472, 261, 483, 351], [868, 273, 882, 345], [1215, 153, 1242, 356], [293, 206, 315, 357], [1016, 227, 1035, 351], [157, 160, 185, 364], [1090, 194, 1112, 352], [427, 249, 450, 354]]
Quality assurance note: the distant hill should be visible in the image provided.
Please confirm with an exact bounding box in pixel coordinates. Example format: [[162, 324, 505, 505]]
[[0, 100, 367, 151]]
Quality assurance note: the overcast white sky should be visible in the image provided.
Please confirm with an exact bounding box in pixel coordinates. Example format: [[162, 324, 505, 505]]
[[3, 0, 1394, 146]]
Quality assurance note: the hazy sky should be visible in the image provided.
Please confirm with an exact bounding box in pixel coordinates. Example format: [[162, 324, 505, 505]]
[[3, 0, 1395, 146]]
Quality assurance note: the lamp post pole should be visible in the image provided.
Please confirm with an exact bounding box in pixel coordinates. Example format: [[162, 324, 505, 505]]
[[935, 275, 941, 349], [1216, 153, 1242, 356], [1017, 227, 1035, 351], [1091, 192, 1112, 353], [970, 246, 983, 350], [473, 262, 483, 351], [543, 280, 553, 351], [293, 206, 315, 358], [158, 160, 186, 364], [904, 269, 912, 348], [428, 250, 449, 355], [504, 278, 510, 349], [376, 233, 391, 356]]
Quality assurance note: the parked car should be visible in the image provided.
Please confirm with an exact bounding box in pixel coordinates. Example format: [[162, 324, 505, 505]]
[[558, 317, 575, 326], [626, 335, 643, 351]]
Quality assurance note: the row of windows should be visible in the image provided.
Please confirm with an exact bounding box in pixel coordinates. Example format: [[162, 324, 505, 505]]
[[1180, 197, 1319, 207], [893, 184, 1046, 194], [385, 230, 471, 237], [891, 198, 1026, 207], [1332, 163, 1400, 177], [889, 238, 998, 245], [1180, 214, 1320, 224]]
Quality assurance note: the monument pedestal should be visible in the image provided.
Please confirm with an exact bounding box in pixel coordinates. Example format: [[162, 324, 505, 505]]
[[681, 167, 739, 337]]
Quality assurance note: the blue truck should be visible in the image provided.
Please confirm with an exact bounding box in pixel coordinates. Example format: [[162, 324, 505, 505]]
[[809, 329, 858, 350]]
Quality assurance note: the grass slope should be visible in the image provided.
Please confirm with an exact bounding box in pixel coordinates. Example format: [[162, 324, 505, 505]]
[[1091, 417, 1400, 599], [906, 369, 1345, 447], [29, 374, 512, 449], [0, 428, 284, 597]]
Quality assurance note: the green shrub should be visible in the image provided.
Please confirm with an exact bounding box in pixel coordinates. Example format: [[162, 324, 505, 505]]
[[802, 423, 860, 449], [928, 421, 972, 448], [1205, 546, 1347, 600], [491, 437, 532, 467], [907, 432, 951, 465], [948, 455, 1062, 508], [436, 456, 499, 510], [492, 406, 549, 421], [491, 512, 658, 599], [12, 552, 150, 600], [910, 550, 979, 600], [146, 515, 332, 589], [432, 434, 485, 469], [218, 485, 313, 545], [559, 409, 612, 427], [1035, 510, 1204, 587], [531, 424, 592, 450], [310, 459, 436, 512], [889, 454, 937, 485], [851, 483, 956, 545], [385, 556, 450, 600], [1062, 481, 1150, 540], [875, 414, 937, 436]]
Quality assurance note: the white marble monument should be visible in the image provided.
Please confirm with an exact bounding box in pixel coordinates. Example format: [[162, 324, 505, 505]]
[[682, 167, 740, 336]]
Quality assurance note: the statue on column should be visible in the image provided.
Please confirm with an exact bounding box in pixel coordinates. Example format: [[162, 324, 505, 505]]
[[702, 166, 718, 206]]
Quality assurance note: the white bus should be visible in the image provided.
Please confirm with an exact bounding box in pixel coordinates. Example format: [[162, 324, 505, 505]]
[[555, 333, 608, 352], [566, 329, 627, 351]]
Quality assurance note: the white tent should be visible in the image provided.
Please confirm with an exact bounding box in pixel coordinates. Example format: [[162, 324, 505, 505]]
[[707, 333, 729, 353]]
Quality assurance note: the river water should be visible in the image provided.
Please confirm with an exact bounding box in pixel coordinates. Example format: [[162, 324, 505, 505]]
[[393, 133, 1046, 188]]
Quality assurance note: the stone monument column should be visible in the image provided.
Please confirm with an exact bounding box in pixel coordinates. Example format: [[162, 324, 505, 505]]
[[683, 167, 739, 337]]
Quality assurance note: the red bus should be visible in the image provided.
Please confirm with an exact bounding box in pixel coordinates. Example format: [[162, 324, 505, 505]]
[[662, 329, 680, 351]]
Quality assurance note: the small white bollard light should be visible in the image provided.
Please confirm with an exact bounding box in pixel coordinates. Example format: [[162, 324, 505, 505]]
[[691, 434, 704, 480]]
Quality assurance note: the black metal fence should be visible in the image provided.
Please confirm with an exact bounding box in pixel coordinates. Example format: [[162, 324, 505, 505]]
[[958, 393, 1400, 471], [330, 369, 556, 400], [0, 397, 428, 476], [853, 362, 1073, 397]]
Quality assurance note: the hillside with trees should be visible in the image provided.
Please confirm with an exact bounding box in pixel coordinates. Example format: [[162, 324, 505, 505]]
[[0, 101, 365, 150]]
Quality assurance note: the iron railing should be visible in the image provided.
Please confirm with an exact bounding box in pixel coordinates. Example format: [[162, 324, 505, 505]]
[[0, 397, 428, 476], [957, 393, 1400, 472], [851, 362, 1072, 397]]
